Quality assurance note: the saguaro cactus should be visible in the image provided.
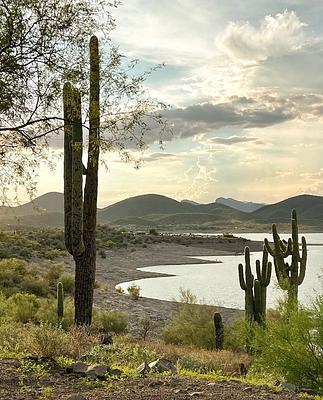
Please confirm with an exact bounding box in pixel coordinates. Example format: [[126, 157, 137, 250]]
[[213, 312, 224, 351], [63, 35, 100, 325], [57, 282, 64, 325], [238, 247, 254, 323], [254, 247, 272, 324], [238, 246, 271, 325], [264, 209, 307, 306]]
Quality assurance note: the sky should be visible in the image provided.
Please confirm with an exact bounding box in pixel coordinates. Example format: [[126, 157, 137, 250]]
[[32, 1, 323, 207]]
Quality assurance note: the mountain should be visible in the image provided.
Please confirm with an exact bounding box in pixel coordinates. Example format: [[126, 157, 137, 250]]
[[251, 194, 323, 224], [0, 192, 64, 218], [1, 191, 323, 229], [216, 197, 266, 213], [181, 199, 200, 206]]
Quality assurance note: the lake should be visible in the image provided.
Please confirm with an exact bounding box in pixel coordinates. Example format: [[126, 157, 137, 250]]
[[117, 233, 323, 309]]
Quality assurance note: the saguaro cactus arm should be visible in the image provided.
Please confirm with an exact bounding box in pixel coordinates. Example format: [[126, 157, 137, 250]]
[[298, 236, 307, 284]]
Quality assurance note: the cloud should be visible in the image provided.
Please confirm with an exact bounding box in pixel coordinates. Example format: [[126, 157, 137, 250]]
[[164, 96, 296, 139], [143, 152, 179, 162], [217, 10, 307, 63], [208, 136, 261, 145]]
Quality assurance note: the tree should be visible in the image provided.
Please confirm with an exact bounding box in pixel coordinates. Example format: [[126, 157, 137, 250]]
[[0, 0, 117, 199], [0, 1, 168, 201]]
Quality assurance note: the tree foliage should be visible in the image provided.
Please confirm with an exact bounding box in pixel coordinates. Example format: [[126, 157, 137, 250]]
[[0, 0, 169, 200]]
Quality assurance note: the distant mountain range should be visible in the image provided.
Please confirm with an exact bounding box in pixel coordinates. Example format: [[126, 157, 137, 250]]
[[216, 197, 266, 213], [0, 192, 322, 230]]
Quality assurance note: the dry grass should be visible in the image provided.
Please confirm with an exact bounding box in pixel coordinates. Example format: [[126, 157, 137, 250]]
[[122, 338, 250, 375], [0, 322, 100, 359]]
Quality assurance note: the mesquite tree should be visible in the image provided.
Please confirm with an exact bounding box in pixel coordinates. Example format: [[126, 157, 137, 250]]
[[63, 36, 100, 325], [0, 1, 118, 200]]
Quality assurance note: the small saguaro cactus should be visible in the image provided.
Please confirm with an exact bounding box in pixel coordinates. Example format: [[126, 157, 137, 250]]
[[254, 247, 272, 324], [213, 312, 224, 351], [238, 247, 254, 323], [238, 246, 271, 325], [264, 209, 307, 306], [57, 281, 64, 325]]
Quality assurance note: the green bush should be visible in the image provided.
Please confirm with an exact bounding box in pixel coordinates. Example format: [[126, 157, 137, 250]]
[[94, 309, 128, 335], [36, 298, 75, 329], [251, 297, 323, 392], [7, 293, 41, 323], [58, 273, 74, 295], [163, 289, 216, 349]]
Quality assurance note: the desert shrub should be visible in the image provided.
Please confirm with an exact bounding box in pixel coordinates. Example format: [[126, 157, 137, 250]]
[[115, 286, 125, 294], [42, 249, 62, 260], [0, 322, 100, 358], [20, 276, 48, 297], [58, 273, 74, 295], [94, 309, 128, 335], [36, 298, 74, 330], [223, 318, 249, 352], [43, 263, 64, 290], [149, 228, 158, 236], [127, 283, 140, 300], [251, 297, 323, 392], [163, 289, 216, 349], [7, 293, 41, 323], [85, 336, 160, 368]]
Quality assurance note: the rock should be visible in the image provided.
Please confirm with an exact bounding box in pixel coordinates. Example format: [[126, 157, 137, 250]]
[[148, 358, 176, 373], [86, 364, 109, 380], [71, 362, 88, 374], [298, 388, 320, 395], [110, 368, 122, 378], [67, 396, 87, 400], [207, 382, 216, 387], [281, 382, 297, 392], [137, 361, 151, 375]]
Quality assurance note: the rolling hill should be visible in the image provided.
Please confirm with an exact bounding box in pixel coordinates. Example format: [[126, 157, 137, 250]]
[[0, 192, 64, 218], [0, 192, 322, 229], [251, 194, 323, 224]]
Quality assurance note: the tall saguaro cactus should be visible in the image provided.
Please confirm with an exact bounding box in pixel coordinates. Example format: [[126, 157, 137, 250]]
[[63, 36, 100, 325], [238, 246, 271, 325], [264, 209, 307, 306]]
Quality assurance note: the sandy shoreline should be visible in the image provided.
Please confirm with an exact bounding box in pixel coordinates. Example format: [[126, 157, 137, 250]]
[[63, 236, 261, 339]]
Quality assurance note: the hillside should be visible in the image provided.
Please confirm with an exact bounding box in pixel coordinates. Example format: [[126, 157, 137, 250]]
[[216, 197, 266, 213], [1, 192, 323, 229], [251, 194, 323, 224], [0, 192, 64, 218]]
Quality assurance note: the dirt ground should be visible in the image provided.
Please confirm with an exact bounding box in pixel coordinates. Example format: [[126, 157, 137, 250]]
[[0, 359, 303, 400]]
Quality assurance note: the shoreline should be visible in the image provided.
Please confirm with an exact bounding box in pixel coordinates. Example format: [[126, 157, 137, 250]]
[[78, 237, 263, 339]]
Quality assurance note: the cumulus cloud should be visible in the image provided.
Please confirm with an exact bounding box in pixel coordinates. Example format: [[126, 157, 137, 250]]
[[217, 10, 307, 63]]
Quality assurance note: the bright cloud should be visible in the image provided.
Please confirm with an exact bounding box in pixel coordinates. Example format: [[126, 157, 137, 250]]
[[217, 10, 307, 63]]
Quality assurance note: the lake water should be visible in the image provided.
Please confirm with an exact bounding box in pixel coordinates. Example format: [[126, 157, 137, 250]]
[[117, 233, 323, 309]]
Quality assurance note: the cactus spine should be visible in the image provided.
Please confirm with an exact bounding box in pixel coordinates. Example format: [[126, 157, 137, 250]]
[[57, 282, 64, 325], [238, 246, 271, 325], [264, 209, 307, 306], [63, 35, 100, 326]]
